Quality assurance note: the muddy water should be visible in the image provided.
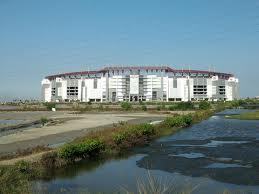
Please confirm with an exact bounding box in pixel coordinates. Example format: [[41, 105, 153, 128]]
[[35, 110, 259, 194]]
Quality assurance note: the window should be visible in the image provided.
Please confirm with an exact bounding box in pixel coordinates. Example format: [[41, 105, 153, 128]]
[[51, 88, 56, 96], [152, 91, 157, 100], [193, 85, 207, 95], [219, 86, 226, 95], [93, 78, 98, 89], [112, 92, 116, 102], [67, 87, 78, 96], [173, 79, 177, 88]]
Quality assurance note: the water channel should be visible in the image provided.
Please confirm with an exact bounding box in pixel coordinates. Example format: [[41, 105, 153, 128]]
[[35, 109, 259, 193]]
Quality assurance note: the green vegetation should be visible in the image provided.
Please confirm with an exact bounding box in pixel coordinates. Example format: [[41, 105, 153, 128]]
[[120, 101, 132, 111], [0, 165, 32, 194], [229, 99, 259, 108], [58, 139, 105, 160], [0, 160, 43, 194], [141, 105, 147, 111], [226, 111, 259, 120], [163, 114, 193, 128], [113, 123, 155, 146], [39, 151, 61, 168], [199, 101, 211, 110], [97, 104, 104, 111], [43, 102, 56, 110], [3, 98, 259, 112], [40, 117, 48, 126], [168, 105, 175, 111], [168, 102, 194, 111]]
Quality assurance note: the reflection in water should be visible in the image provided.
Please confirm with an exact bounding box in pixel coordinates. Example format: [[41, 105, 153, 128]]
[[204, 163, 252, 169], [35, 110, 259, 193], [169, 152, 205, 159], [170, 140, 250, 148]]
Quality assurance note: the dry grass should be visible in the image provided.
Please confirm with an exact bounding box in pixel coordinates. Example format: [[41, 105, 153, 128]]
[[0, 145, 52, 161], [121, 171, 200, 194], [120, 171, 255, 194]]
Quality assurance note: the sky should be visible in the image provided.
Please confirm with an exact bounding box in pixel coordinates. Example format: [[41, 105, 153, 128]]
[[0, 0, 259, 100]]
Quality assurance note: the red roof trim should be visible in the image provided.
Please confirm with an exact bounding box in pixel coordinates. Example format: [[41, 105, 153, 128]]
[[45, 66, 234, 79]]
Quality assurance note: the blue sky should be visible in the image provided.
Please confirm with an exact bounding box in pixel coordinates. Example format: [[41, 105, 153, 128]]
[[0, 0, 258, 100]]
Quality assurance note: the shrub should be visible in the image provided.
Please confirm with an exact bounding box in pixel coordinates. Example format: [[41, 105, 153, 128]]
[[136, 123, 155, 136], [58, 144, 78, 160], [139, 101, 144, 105], [118, 120, 127, 126], [113, 131, 129, 145], [142, 105, 147, 111], [168, 105, 175, 111], [40, 151, 58, 168], [121, 101, 132, 111], [43, 102, 56, 110], [157, 104, 166, 111], [199, 101, 211, 110], [15, 160, 30, 173], [182, 114, 193, 126], [98, 104, 104, 111], [192, 110, 212, 122], [113, 123, 155, 145], [40, 117, 48, 125], [58, 139, 105, 160], [161, 104, 166, 109], [175, 102, 194, 110], [0, 166, 31, 194], [163, 114, 193, 128]]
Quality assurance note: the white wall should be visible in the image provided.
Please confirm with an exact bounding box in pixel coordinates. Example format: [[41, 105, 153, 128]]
[[144, 75, 162, 101], [41, 79, 51, 102], [168, 77, 187, 100], [130, 75, 139, 95], [84, 78, 103, 101], [42, 74, 239, 102], [109, 76, 124, 101]]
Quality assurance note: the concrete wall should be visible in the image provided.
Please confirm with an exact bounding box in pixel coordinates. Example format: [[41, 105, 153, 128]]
[[42, 74, 239, 102]]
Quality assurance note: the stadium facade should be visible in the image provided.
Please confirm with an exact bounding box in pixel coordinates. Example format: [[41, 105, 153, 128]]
[[41, 65, 239, 102]]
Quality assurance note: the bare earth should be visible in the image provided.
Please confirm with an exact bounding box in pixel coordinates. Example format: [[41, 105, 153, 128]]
[[0, 111, 170, 155]]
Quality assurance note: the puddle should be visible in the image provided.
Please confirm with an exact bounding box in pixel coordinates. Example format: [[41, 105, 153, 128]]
[[0, 123, 42, 137], [48, 142, 66, 148], [0, 119, 24, 125], [149, 120, 163, 125]]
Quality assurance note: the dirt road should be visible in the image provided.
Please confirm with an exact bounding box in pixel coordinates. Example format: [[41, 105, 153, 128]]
[[0, 112, 167, 155]]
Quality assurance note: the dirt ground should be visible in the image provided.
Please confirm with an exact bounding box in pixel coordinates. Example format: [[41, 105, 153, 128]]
[[0, 111, 70, 128], [0, 111, 168, 155]]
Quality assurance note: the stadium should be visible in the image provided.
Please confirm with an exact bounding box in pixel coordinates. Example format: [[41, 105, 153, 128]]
[[41, 65, 239, 102]]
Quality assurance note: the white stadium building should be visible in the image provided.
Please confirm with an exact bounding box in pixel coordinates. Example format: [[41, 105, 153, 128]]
[[41, 65, 239, 102]]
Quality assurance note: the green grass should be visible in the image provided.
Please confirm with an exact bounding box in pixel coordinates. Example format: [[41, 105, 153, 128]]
[[226, 111, 259, 120]]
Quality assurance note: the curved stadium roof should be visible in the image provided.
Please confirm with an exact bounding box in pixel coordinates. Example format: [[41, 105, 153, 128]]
[[45, 65, 234, 80]]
